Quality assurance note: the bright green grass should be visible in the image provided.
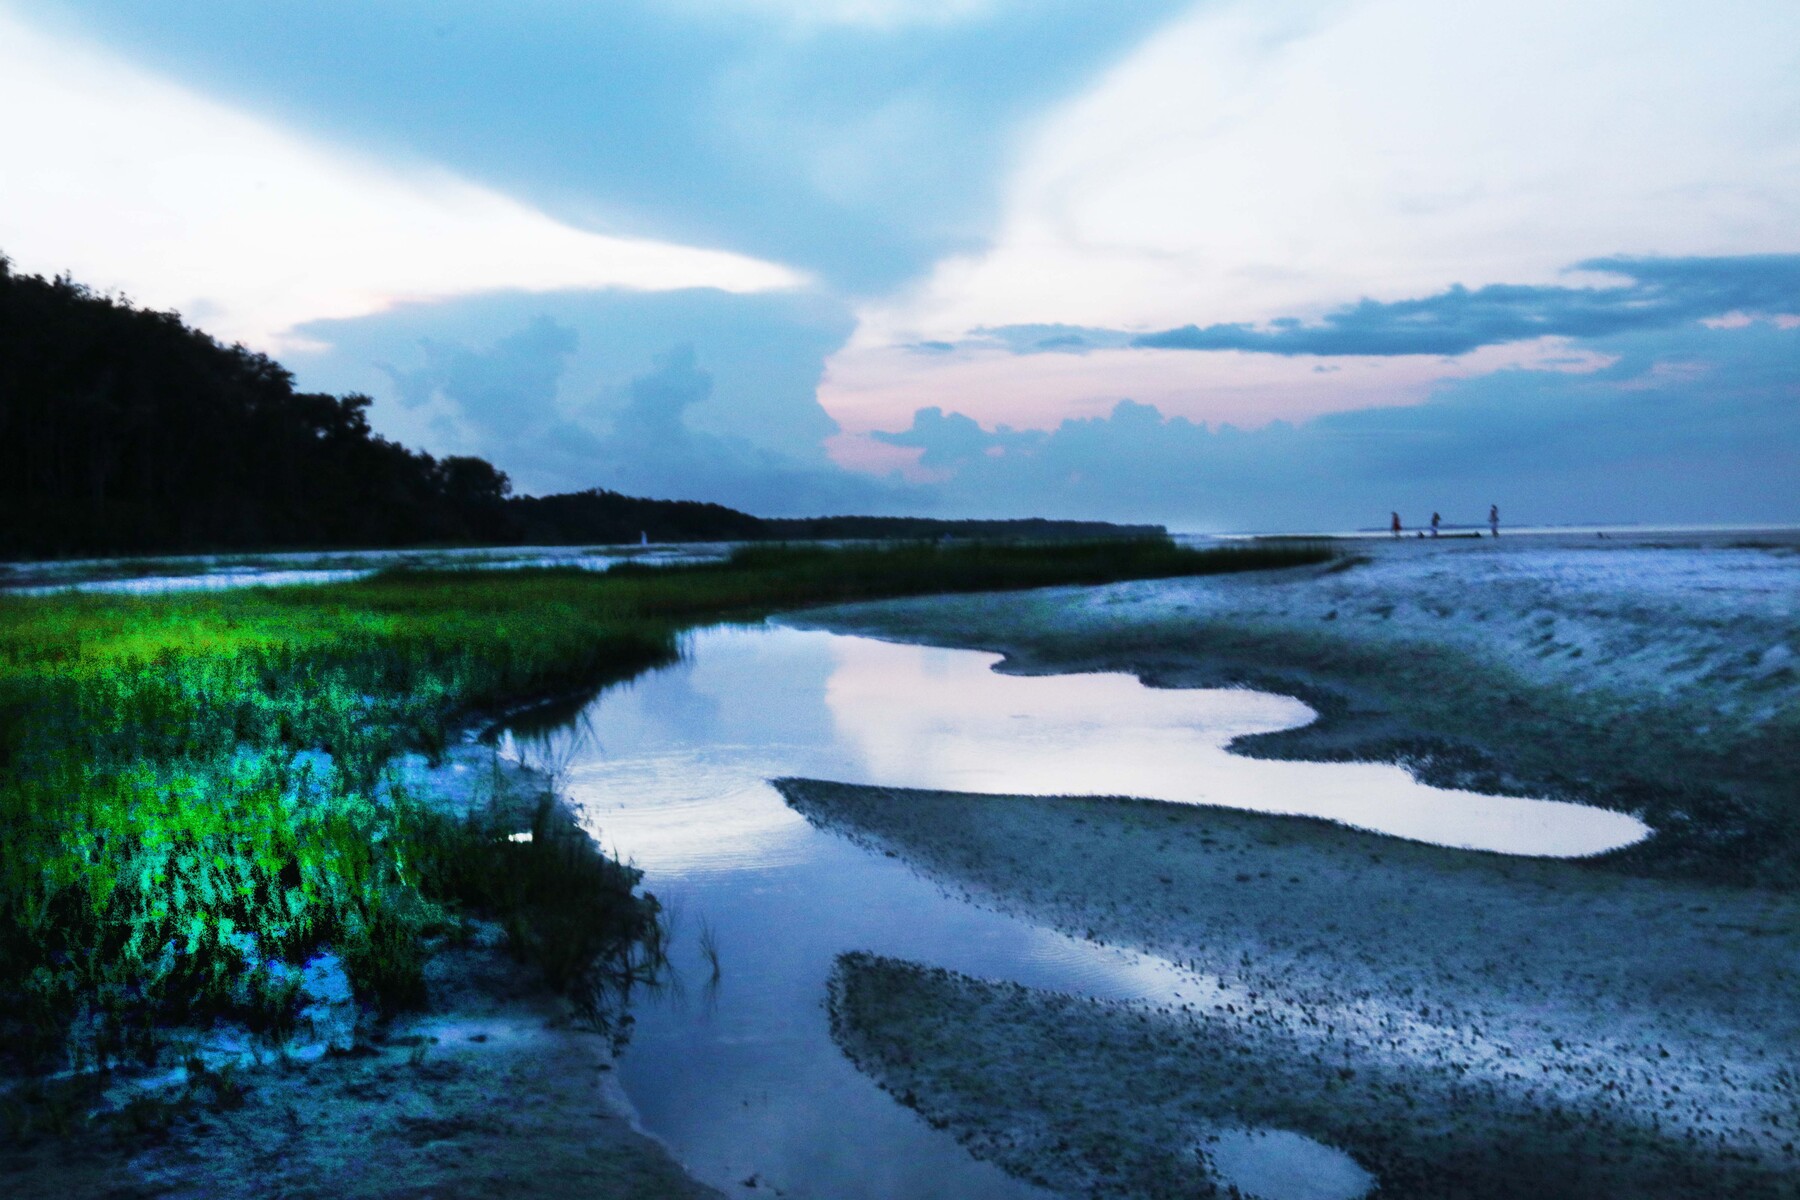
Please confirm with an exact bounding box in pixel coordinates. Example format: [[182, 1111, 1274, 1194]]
[[0, 539, 1329, 1072]]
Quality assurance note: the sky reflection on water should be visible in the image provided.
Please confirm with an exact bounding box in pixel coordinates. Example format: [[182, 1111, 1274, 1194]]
[[552, 623, 1645, 867], [499, 622, 1648, 1198]]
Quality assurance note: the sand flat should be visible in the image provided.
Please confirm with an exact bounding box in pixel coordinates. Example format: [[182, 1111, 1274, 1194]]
[[789, 779, 1800, 1198], [787, 532, 1800, 887]]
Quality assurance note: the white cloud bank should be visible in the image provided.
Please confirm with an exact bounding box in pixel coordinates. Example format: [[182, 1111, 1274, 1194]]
[[831, 0, 1800, 432], [0, 8, 804, 351]]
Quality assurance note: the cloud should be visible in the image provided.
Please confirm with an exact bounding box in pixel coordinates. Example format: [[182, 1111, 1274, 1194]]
[[870, 406, 1039, 469], [822, 331, 1616, 448], [853, 321, 1800, 530], [27, 0, 1184, 293], [385, 317, 579, 428], [686, 0, 1002, 31], [293, 289, 915, 515], [1123, 256, 1800, 357], [372, 315, 594, 489], [862, 0, 1800, 345], [0, 8, 803, 349], [399, 331, 912, 516], [317, 287, 1799, 529], [293, 285, 858, 479], [940, 324, 1136, 355], [563, 346, 924, 516], [920, 256, 1800, 362]]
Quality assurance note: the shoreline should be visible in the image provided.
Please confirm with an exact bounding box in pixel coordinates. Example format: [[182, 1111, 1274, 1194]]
[[7, 540, 1317, 1196], [782, 534, 1800, 888], [9, 536, 1792, 1195], [767, 537, 1798, 1196], [788, 779, 1800, 1198]]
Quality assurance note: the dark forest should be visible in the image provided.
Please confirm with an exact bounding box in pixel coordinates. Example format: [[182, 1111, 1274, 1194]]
[[0, 258, 1158, 558]]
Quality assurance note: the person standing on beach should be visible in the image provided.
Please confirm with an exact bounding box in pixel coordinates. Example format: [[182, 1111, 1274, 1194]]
[[1489, 504, 1500, 537], [1430, 512, 1441, 538], [1391, 511, 1402, 538]]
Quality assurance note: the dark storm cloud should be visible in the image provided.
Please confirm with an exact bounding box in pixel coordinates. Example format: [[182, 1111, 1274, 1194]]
[[968, 255, 1800, 359]]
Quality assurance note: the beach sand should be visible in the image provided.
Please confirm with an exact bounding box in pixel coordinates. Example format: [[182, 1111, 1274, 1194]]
[[775, 532, 1800, 1197], [786, 531, 1800, 887], [789, 779, 1800, 1199]]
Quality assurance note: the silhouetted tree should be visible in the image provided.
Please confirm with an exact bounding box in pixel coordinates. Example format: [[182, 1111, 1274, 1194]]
[[0, 257, 515, 555], [0, 255, 1160, 558]]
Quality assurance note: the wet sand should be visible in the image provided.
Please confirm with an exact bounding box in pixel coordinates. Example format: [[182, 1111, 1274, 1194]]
[[123, 938, 714, 1200], [6, 941, 718, 1200], [788, 532, 1800, 886], [788, 780, 1800, 1198], [12, 536, 1793, 1195], [770, 537, 1800, 1194]]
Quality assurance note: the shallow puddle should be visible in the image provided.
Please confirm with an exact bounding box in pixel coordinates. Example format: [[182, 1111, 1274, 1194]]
[[1202, 1129, 1376, 1200], [503, 622, 1647, 1199]]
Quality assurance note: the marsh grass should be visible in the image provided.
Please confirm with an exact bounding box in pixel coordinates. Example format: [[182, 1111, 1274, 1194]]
[[401, 796, 662, 1024], [696, 917, 723, 985], [0, 538, 1329, 1075]]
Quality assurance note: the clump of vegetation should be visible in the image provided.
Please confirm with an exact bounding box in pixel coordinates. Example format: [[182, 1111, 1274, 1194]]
[[0, 538, 1331, 1075], [402, 795, 665, 1025]]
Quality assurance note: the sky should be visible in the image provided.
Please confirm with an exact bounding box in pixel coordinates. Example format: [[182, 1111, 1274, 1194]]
[[3, 0, 1797, 531]]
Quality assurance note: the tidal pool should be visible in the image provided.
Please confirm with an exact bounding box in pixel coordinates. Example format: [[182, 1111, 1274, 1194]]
[[501, 622, 1647, 1199]]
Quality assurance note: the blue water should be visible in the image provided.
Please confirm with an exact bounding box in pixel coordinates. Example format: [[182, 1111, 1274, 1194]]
[[502, 621, 1644, 1199]]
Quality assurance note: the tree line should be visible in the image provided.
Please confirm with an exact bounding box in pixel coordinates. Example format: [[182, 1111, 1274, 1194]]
[[0, 258, 1158, 559]]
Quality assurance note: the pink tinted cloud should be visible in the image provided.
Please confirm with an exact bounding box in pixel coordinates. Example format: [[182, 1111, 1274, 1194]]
[[819, 337, 1617, 474], [827, 431, 933, 480]]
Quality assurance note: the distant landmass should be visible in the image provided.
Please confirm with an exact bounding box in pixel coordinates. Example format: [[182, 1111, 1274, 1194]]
[[511, 489, 1158, 547], [0, 258, 1160, 558]]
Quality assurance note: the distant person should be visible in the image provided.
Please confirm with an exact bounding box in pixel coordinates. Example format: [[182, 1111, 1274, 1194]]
[[1430, 511, 1441, 538], [1489, 504, 1500, 537], [1391, 512, 1402, 539]]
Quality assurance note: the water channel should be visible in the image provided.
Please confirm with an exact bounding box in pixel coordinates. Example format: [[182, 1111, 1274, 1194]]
[[497, 621, 1649, 1199], [0, 545, 721, 595]]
